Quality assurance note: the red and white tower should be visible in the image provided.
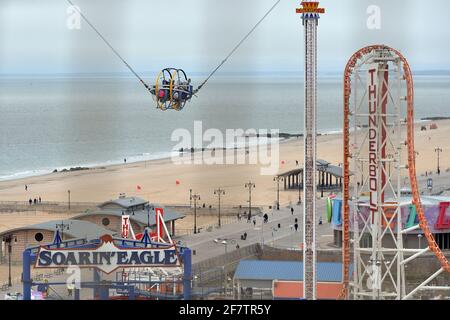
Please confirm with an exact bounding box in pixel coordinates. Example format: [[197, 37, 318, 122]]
[[296, 1, 325, 300]]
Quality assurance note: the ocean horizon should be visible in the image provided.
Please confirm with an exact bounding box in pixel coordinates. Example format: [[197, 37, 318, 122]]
[[1, 74, 449, 181]]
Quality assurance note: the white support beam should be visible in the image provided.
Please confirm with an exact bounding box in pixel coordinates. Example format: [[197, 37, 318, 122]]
[[400, 247, 429, 266], [403, 268, 444, 300]]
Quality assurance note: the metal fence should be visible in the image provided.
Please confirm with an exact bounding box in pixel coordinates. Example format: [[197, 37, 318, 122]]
[[0, 268, 66, 292], [176, 216, 238, 236], [0, 201, 99, 214]]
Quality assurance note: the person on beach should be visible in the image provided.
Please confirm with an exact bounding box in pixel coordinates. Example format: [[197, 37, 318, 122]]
[[39, 196, 41, 204], [294, 223, 298, 232], [25, 185, 28, 191], [291, 207, 294, 215], [33, 198, 37, 205], [124, 158, 127, 164], [29, 198, 32, 205], [252, 218, 256, 227]]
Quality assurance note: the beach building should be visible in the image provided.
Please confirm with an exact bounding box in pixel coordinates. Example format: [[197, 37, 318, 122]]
[[71, 196, 185, 237], [233, 260, 352, 300], [277, 159, 344, 192], [0, 220, 114, 263], [0, 196, 185, 264], [329, 195, 450, 249]]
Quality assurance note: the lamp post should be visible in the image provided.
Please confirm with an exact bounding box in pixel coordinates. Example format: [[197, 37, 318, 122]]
[[3, 234, 16, 287], [245, 181, 255, 220], [189, 189, 192, 208], [435, 147, 443, 175], [213, 238, 237, 255], [273, 177, 283, 210], [56, 221, 70, 241], [214, 188, 225, 228], [67, 190, 71, 211], [191, 193, 201, 234]]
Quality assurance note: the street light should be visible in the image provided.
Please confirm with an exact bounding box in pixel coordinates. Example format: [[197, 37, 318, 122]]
[[56, 221, 70, 242], [213, 238, 237, 255], [435, 147, 443, 175], [189, 189, 193, 208], [245, 181, 255, 220], [3, 234, 17, 287], [273, 177, 284, 210], [214, 188, 226, 228], [191, 193, 201, 234], [67, 190, 71, 211]]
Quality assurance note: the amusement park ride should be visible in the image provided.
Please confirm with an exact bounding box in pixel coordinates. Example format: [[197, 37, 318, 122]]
[[338, 45, 450, 300], [52, 0, 450, 300], [65, 0, 281, 111]]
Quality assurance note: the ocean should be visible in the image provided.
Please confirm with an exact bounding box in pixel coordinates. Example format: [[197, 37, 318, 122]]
[[0, 74, 449, 181]]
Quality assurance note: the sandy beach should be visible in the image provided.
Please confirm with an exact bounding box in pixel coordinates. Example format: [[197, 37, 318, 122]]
[[0, 119, 448, 209]]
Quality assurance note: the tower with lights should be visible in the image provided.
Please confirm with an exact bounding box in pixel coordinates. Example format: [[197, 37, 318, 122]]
[[296, 1, 324, 300]]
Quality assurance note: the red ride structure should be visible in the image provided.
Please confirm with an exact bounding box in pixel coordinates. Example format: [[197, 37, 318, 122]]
[[340, 45, 450, 300]]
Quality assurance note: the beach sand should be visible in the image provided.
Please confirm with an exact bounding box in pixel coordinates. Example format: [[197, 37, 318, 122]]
[[0, 120, 448, 209]]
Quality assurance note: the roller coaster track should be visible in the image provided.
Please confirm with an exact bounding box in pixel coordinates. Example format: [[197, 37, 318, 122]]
[[339, 45, 450, 300]]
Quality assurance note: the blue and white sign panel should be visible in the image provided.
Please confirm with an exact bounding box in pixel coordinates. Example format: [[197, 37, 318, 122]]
[[34, 235, 180, 274]]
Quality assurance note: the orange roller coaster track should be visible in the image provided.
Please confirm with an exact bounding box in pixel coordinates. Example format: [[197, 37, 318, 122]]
[[340, 45, 450, 299]]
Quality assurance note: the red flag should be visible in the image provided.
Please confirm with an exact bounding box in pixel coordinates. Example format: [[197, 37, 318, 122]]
[[281, 160, 286, 165], [175, 180, 181, 185], [136, 185, 142, 191]]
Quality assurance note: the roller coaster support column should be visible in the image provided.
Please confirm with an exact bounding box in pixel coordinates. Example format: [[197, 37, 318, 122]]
[[183, 248, 192, 300], [23, 249, 32, 300]]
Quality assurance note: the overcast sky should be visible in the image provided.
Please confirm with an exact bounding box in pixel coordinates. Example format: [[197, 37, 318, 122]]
[[1, 0, 449, 75]]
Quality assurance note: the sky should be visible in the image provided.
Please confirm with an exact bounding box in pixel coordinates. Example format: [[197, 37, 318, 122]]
[[0, 0, 449, 75]]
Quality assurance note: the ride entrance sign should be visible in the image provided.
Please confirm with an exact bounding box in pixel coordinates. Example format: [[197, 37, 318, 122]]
[[34, 235, 180, 274]]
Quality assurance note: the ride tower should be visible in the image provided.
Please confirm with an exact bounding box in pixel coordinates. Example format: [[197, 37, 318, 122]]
[[296, 1, 325, 300], [341, 45, 450, 300]]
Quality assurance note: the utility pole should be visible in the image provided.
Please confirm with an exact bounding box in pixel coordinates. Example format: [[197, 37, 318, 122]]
[[214, 188, 225, 228], [435, 147, 443, 175], [273, 177, 283, 210], [191, 193, 201, 234], [245, 181, 255, 220]]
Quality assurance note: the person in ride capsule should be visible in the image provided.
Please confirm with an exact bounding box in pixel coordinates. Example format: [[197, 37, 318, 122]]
[[158, 79, 170, 102]]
